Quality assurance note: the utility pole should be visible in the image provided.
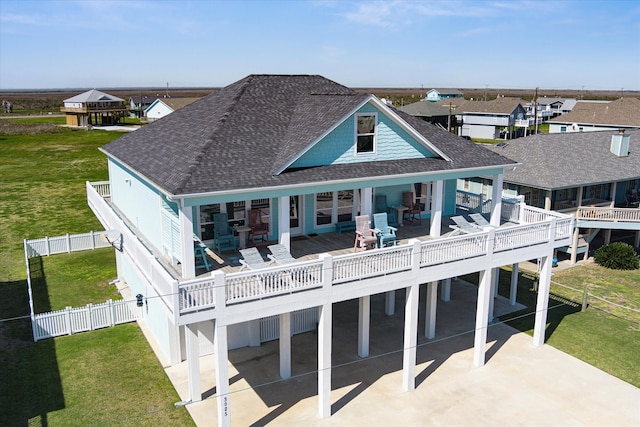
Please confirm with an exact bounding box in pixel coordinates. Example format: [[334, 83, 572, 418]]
[[533, 87, 538, 135], [448, 101, 452, 132]]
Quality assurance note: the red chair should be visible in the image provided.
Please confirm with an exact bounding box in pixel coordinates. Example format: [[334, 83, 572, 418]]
[[402, 192, 422, 224]]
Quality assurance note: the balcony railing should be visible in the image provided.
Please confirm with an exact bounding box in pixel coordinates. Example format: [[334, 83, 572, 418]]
[[576, 206, 640, 223], [87, 181, 573, 323]]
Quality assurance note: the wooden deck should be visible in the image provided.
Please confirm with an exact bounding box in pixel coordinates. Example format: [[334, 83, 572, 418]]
[[201, 219, 475, 275]]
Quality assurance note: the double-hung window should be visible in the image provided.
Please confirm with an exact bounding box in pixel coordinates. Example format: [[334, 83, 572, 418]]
[[356, 114, 376, 154]]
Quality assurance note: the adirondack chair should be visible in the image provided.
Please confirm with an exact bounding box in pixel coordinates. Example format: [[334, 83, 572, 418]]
[[402, 192, 422, 224], [194, 240, 212, 272], [239, 247, 274, 270], [248, 208, 269, 245], [449, 215, 482, 234], [267, 244, 297, 264], [354, 215, 378, 252], [213, 213, 237, 253], [374, 195, 397, 226], [373, 213, 397, 247]]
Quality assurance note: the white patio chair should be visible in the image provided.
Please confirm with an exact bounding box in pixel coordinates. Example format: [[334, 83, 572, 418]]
[[449, 215, 483, 234], [469, 213, 494, 228], [267, 244, 297, 265], [239, 247, 274, 270]]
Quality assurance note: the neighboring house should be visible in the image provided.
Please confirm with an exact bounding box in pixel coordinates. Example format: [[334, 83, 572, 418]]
[[128, 95, 154, 118], [471, 129, 640, 262], [87, 74, 572, 426], [425, 88, 463, 102], [559, 98, 578, 115], [60, 89, 127, 127], [399, 100, 458, 130], [547, 97, 640, 133], [143, 97, 201, 121], [444, 97, 529, 140]]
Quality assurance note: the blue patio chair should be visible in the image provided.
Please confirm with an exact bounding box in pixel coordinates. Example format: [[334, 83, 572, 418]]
[[374, 194, 398, 226], [373, 212, 397, 247], [213, 213, 237, 253]]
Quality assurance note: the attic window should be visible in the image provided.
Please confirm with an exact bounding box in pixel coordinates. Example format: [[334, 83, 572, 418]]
[[355, 114, 376, 154]]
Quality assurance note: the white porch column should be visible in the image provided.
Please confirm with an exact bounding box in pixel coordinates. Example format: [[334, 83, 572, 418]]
[[490, 173, 503, 226], [430, 180, 444, 237], [603, 229, 612, 245], [185, 323, 201, 402], [179, 204, 196, 278], [358, 295, 370, 358], [425, 281, 438, 339], [278, 196, 291, 250], [509, 263, 519, 305], [576, 186, 584, 206], [610, 182, 617, 207], [214, 321, 231, 427], [440, 278, 451, 302], [385, 291, 395, 315], [361, 187, 373, 217], [473, 268, 493, 367], [402, 239, 421, 390], [279, 312, 291, 379], [488, 268, 496, 323], [544, 190, 552, 211], [318, 302, 332, 418], [533, 254, 554, 346]]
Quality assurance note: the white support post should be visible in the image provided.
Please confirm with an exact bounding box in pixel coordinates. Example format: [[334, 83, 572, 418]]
[[570, 226, 579, 264], [603, 229, 612, 245], [361, 187, 373, 217], [490, 173, 503, 226], [544, 190, 552, 211], [473, 268, 493, 367], [179, 203, 196, 278], [278, 196, 291, 250], [509, 263, 519, 306], [488, 268, 497, 323], [533, 254, 553, 347], [440, 278, 451, 302], [576, 186, 583, 206], [384, 290, 395, 315], [402, 239, 421, 390], [610, 182, 617, 208], [358, 295, 370, 358], [185, 323, 201, 403], [279, 312, 291, 379], [318, 302, 332, 418], [214, 321, 231, 427], [430, 180, 443, 237], [248, 319, 261, 347], [635, 230, 640, 249], [425, 281, 438, 339]]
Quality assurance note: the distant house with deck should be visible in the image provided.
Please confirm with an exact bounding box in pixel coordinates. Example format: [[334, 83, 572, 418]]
[[87, 74, 572, 426], [443, 97, 529, 140], [60, 89, 128, 127], [399, 100, 457, 130], [464, 130, 640, 262], [547, 97, 640, 133], [425, 88, 463, 102]]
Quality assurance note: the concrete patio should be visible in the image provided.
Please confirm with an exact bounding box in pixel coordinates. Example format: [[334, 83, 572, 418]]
[[161, 279, 640, 426]]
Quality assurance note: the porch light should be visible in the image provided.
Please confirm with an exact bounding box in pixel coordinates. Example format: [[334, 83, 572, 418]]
[[136, 294, 144, 307]]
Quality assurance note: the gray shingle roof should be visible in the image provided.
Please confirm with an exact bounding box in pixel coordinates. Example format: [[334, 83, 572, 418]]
[[102, 74, 515, 197], [400, 101, 451, 117], [483, 130, 640, 190]]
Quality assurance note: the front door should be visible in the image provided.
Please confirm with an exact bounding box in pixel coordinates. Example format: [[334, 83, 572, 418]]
[[289, 195, 304, 236]]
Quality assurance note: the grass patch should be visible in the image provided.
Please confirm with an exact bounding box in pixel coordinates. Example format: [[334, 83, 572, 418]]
[[0, 124, 194, 426], [462, 265, 640, 387], [0, 324, 194, 426], [8, 116, 67, 126]]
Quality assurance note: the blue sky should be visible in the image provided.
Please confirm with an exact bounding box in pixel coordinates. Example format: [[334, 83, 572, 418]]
[[1, 0, 639, 90]]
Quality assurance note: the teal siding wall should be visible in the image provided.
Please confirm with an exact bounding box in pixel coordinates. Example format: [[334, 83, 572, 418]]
[[290, 103, 436, 168], [121, 252, 171, 361], [109, 159, 164, 251]]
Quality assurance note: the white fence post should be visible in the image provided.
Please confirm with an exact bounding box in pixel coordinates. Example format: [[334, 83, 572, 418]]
[[46, 236, 51, 256], [109, 299, 115, 326], [87, 303, 93, 330], [66, 233, 71, 253], [91, 231, 96, 250], [65, 306, 72, 335]]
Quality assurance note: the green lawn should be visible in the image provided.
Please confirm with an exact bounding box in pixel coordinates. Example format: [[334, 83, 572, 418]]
[[0, 125, 193, 426]]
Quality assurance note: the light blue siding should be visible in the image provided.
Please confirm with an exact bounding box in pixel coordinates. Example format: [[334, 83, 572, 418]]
[[109, 159, 164, 251], [290, 103, 436, 168]]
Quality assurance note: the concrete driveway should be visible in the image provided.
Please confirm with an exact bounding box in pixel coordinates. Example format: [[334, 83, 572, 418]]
[[164, 280, 640, 426]]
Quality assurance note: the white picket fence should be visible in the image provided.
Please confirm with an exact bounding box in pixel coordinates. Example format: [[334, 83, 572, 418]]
[[32, 299, 141, 341], [25, 231, 115, 257], [260, 307, 319, 342]]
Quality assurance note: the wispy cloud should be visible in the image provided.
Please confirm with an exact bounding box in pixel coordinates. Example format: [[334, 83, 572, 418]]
[[0, 13, 46, 26]]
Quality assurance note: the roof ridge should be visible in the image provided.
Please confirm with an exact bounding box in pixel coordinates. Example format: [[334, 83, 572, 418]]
[[173, 77, 253, 194]]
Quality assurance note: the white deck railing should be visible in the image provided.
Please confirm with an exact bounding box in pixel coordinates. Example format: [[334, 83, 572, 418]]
[[576, 206, 640, 222], [88, 181, 573, 320]]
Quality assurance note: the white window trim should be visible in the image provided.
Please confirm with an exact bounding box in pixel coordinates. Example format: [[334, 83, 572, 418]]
[[354, 113, 377, 156]]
